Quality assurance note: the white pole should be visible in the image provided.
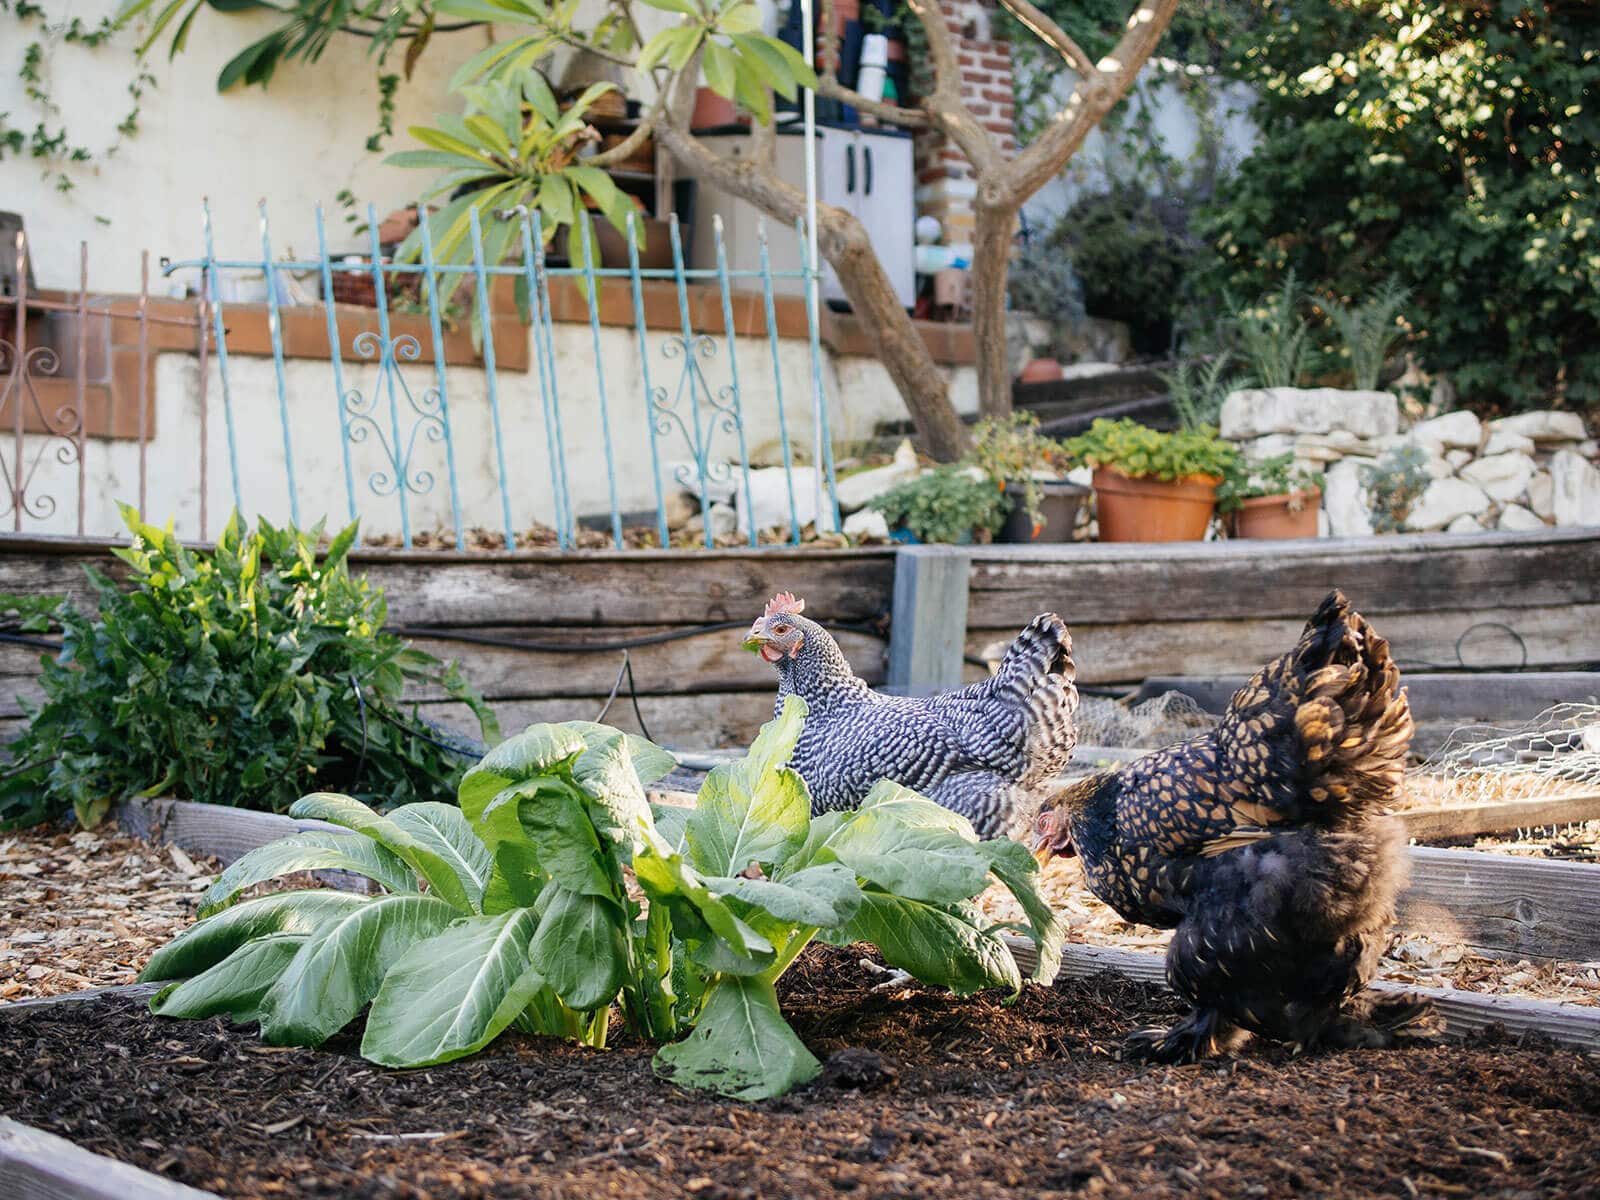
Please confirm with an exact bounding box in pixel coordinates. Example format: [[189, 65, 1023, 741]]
[[799, 0, 829, 529]]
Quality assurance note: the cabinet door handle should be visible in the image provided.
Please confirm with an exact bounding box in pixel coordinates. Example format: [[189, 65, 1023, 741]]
[[864, 146, 873, 195], [846, 144, 856, 193]]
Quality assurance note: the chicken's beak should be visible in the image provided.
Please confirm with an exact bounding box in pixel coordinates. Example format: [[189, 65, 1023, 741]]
[[742, 622, 770, 654], [1030, 807, 1072, 866]]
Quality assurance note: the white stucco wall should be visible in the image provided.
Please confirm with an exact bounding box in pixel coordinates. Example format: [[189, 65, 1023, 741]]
[[11, 321, 973, 542]]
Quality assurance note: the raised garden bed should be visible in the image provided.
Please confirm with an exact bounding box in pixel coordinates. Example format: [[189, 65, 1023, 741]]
[[3, 944, 1599, 1200]]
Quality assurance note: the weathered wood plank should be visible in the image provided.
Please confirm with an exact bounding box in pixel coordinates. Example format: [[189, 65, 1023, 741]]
[[967, 529, 1600, 627], [1400, 847, 1600, 962], [1, 983, 162, 1011], [397, 625, 885, 701], [419, 690, 776, 750], [1130, 672, 1600, 722], [0, 537, 896, 628], [1007, 938, 1600, 1051], [0, 1118, 219, 1200], [117, 798, 348, 870], [1401, 793, 1600, 841], [887, 546, 971, 696], [967, 605, 1600, 685]]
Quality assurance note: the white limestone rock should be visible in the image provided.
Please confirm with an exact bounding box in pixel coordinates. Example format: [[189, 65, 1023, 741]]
[[1220, 387, 1400, 440], [1404, 477, 1492, 532], [1498, 503, 1547, 531], [1482, 429, 1536, 457], [842, 507, 891, 540], [1550, 448, 1600, 527], [1527, 470, 1555, 519], [735, 466, 839, 536], [667, 461, 738, 506], [834, 439, 919, 512], [1322, 459, 1374, 538], [1422, 448, 1455, 480], [1242, 434, 1297, 461], [1457, 452, 1538, 503], [1579, 439, 1600, 458], [1446, 514, 1485, 534], [1444, 449, 1473, 470], [1410, 411, 1483, 450], [1488, 411, 1589, 444], [1293, 431, 1377, 463], [686, 501, 738, 539], [662, 489, 699, 530]]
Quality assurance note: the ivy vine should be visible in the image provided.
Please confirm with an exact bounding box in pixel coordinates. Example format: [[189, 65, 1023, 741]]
[[1, 0, 153, 195]]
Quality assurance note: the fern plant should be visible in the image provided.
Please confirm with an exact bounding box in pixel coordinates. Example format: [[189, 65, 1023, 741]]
[[1323, 279, 1413, 391], [1161, 352, 1236, 432], [1230, 270, 1312, 390]]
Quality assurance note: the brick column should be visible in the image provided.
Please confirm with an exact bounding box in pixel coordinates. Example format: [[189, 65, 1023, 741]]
[[912, 0, 1017, 246]]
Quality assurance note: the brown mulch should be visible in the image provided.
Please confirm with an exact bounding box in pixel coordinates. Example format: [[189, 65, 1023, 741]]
[[2, 944, 1598, 1199], [0, 829, 219, 1000]]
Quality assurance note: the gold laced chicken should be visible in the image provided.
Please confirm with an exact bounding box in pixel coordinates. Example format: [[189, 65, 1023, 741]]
[[1033, 590, 1432, 1062]]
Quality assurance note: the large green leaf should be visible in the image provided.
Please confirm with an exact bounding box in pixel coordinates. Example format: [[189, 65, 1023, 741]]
[[651, 802, 691, 854], [256, 894, 461, 1046], [563, 721, 678, 786], [823, 811, 992, 905], [197, 831, 417, 916], [531, 887, 628, 1011], [140, 890, 369, 982], [362, 908, 546, 1068], [686, 698, 810, 876], [149, 933, 307, 1022], [976, 838, 1068, 985], [653, 975, 819, 1101], [834, 890, 1021, 997], [571, 732, 653, 850], [706, 862, 861, 929], [386, 802, 494, 913], [288, 793, 475, 913], [487, 780, 613, 897], [632, 833, 774, 969], [457, 724, 586, 818]]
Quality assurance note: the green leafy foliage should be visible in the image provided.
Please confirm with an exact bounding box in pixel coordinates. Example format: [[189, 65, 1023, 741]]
[[1063, 418, 1240, 483], [966, 411, 1068, 531], [0, 507, 497, 830], [869, 465, 1010, 545], [143, 699, 1064, 1100], [1161, 353, 1238, 433], [1321, 278, 1413, 392], [1195, 0, 1599, 410], [1227, 269, 1313, 390], [1215, 452, 1323, 513]]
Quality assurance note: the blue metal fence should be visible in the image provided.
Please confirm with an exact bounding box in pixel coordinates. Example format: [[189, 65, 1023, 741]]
[[155, 200, 844, 551]]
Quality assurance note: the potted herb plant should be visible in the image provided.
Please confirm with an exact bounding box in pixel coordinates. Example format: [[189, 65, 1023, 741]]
[[1217, 453, 1324, 540], [869, 465, 1008, 544], [967, 412, 1089, 544], [1061, 418, 1239, 542]]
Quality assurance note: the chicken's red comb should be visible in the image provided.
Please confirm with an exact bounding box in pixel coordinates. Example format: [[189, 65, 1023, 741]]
[[764, 592, 805, 618]]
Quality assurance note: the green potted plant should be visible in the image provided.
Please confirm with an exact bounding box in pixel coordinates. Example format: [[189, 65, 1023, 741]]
[[1061, 418, 1239, 542], [1217, 453, 1324, 540], [967, 412, 1089, 544], [869, 466, 1009, 545]]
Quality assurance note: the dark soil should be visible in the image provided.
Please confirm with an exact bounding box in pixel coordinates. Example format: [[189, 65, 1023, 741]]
[[3, 946, 1598, 1199]]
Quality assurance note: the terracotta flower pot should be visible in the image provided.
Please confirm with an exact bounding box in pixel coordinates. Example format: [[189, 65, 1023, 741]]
[[1092, 466, 1220, 542], [691, 87, 742, 130], [1018, 357, 1064, 384], [1232, 488, 1322, 540]]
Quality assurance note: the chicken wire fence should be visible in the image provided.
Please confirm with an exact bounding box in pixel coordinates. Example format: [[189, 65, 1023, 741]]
[[1073, 692, 1216, 749], [1409, 703, 1600, 805], [2, 202, 842, 550]]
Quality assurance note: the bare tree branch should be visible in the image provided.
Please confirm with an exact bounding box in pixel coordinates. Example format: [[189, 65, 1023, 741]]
[[997, 0, 1095, 78], [904, 0, 1001, 171], [1002, 0, 1180, 201], [584, 91, 665, 168], [816, 75, 933, 128]]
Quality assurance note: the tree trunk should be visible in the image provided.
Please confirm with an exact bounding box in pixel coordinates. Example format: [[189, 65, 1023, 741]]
[[970, 189, 1019, 418]]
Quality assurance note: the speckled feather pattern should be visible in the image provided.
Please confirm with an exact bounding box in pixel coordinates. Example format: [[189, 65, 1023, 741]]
[[1043, 590, 1417, 1056], [765, 612, 1079, 839]]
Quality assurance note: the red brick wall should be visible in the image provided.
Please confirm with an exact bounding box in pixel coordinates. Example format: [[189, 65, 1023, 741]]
[[912, 0, 1017, 245]]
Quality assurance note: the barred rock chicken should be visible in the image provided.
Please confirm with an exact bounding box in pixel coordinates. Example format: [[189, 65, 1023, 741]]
[[1032, 590, 1430, 1062], [743, 593, 1078, 839]]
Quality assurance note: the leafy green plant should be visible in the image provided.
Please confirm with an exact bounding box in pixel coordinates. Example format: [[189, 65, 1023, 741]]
[[869, 466, 1010, 545], [0, 507, 496, 830], [1193, 0, 1598, 410], [1321, 279, 1412, 392], [1062, 418, 1239, 483], [965, 411, 1067, 531], [1229, 270, 1312, 390], [141, 699, 1065, 1101], [1007, 239, 1086, 330], [1361, 445, 1431, 534], [1161, 352, 1236, 433], [1215, 453, 1323, 514]]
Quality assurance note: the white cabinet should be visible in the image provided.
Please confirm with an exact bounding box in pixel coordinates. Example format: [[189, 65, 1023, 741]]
[[685, 126, 916, 308]]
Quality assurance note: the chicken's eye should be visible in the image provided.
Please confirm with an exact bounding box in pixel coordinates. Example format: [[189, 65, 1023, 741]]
[[772, 623, 790, 634]]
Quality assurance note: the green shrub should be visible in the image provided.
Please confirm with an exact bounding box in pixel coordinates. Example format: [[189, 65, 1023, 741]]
[[0, 507, 497, 829], [1362, 445, 1432, 533], [1063, 418, 1240, 482], [966, 412, 1068, 530], [1216, 453, 1324, 513], [140, 699, 1065, 1101], [1195, 1, 1599, 411], [870, 466, 1009, 544], [1161, 353, 1238, 433]]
